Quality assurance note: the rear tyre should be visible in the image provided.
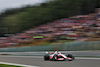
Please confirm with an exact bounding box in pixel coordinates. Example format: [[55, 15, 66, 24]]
[[44, 54, 50, 61]]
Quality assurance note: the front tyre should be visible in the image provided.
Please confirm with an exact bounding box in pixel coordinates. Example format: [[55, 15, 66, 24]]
[[67, 54, 75, 61]]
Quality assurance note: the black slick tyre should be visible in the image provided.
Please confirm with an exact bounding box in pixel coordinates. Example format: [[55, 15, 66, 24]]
[[44, 54, 50, 60], [67, 54, 75, 61]]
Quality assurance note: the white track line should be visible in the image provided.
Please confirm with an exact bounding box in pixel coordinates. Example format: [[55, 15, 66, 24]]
[[76, 57, 100, 60], [0, 62, 40, 67], [0, 56, 43, 58], [0, 56, 100, 60]]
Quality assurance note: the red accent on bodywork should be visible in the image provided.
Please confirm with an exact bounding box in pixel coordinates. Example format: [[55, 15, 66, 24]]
[[57, 58, 64, 60], [49, 52, 59, 54], [50, 56, 53, 59], [67, 57, 72, 60]]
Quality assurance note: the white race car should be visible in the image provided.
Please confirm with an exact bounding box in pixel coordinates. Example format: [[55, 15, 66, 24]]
[[44, 51, 75, 61]]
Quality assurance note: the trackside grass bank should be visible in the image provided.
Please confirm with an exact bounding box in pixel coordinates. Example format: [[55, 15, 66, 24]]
[[0, 64, 22, 67]]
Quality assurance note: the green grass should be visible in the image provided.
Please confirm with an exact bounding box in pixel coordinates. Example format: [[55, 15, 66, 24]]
[[0, 64, 22, 67]]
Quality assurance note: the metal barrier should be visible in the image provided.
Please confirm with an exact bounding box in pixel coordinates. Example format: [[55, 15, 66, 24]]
[[0, 51, 100, 57], [0, 41, 100, 52]]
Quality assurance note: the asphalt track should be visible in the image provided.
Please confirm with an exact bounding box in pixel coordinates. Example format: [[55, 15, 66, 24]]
[[0, 56, 100, 67]]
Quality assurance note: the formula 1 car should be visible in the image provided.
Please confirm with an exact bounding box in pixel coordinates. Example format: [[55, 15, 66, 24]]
[[44, 51, 75, 61]]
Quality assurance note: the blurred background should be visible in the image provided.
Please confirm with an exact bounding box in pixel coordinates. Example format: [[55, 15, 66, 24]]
[[0, 0, 100, 52]]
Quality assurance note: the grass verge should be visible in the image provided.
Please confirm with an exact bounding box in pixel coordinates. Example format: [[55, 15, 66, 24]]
[[0, 64, 22, 67]]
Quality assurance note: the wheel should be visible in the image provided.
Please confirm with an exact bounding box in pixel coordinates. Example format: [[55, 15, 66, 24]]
[[53, 54, 58, 61], [67, 54, 75, 61], [44, 54, 50, 60]]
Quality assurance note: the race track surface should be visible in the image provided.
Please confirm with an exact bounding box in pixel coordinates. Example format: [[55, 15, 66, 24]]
[[0, 56, 100, 67]]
